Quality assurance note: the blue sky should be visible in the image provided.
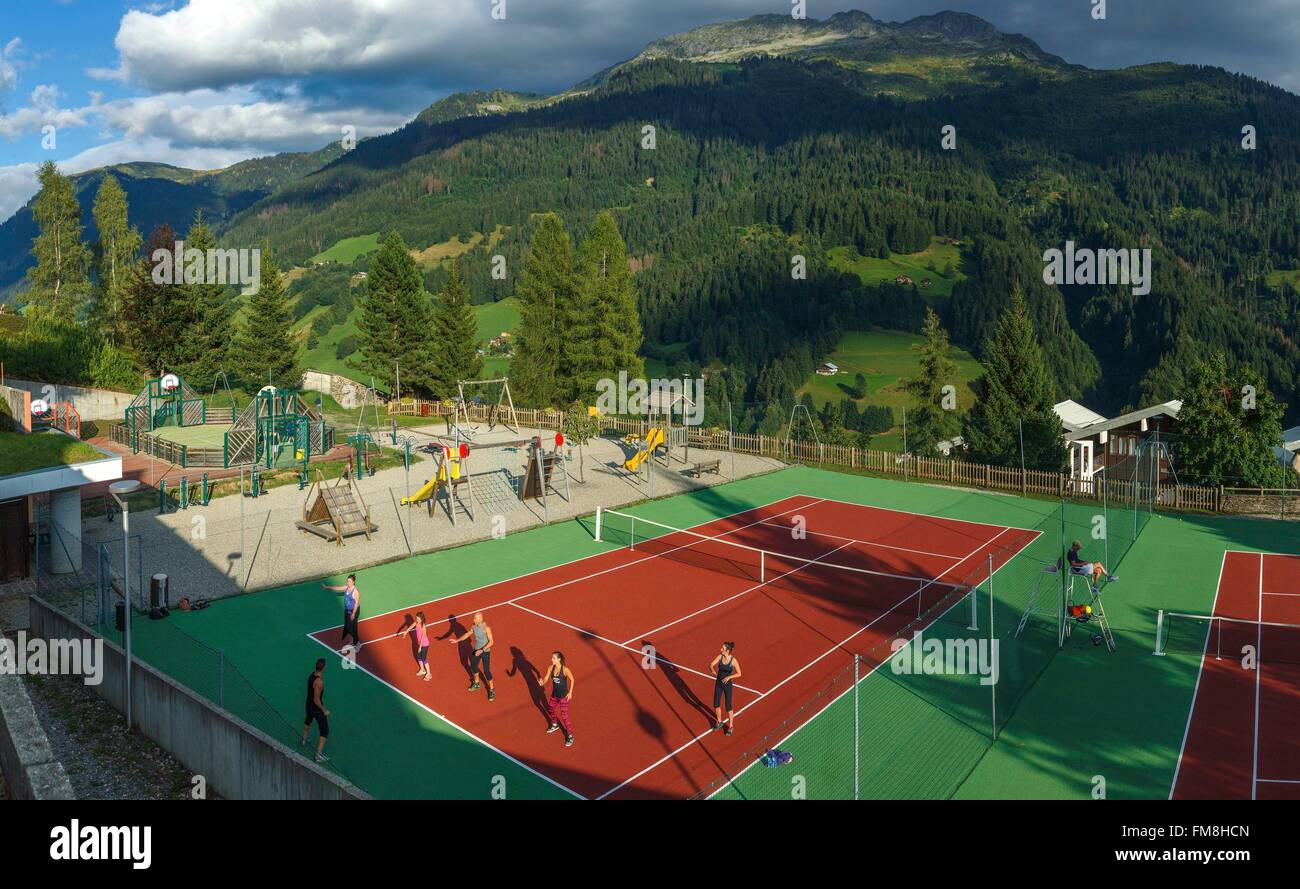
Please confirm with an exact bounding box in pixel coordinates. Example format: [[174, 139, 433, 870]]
[[2, 0, 1299, 223]]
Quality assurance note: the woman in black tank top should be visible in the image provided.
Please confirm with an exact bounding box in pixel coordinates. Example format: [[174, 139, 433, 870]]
[[710, 642, 742, 736], [541, 651, 575, 747]]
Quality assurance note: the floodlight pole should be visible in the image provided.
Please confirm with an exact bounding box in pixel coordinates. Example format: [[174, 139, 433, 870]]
[[109, 481, 141, 730]]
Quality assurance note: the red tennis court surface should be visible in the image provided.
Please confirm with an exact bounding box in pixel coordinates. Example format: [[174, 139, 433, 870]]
[[1171, 551, 1300, 800], [311, 494, 1038, 799]]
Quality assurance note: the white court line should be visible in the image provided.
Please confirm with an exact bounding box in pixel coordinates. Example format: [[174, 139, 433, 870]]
[[308, 494, 824, 642], [304, 633, 586, 800], [507, 600, 764, 695], [805, 493, 1047, 536], [596, 526, 1016, 799], [1252, 552, 1263, 800], [1263, 591, 1300, 597], [753, 519, 965, 561], [616, 539, 956, 648], [1168, 549, 1229, 800], [1256, 778, 1300, 784]]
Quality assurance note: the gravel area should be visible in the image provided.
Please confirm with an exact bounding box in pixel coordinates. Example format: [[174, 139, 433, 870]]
[[20, 669, 213, 800], [78, 424, 787, 604]]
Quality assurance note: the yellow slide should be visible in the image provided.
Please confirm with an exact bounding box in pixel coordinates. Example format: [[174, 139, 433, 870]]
[[401, 476, 439, 506], [623, 427, 665, 472], [401, 454, 462, 505]]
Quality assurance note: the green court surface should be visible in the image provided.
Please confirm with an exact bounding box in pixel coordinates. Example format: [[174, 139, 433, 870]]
[[151, 423, 231, 448], [105, 466, 1299, 799]]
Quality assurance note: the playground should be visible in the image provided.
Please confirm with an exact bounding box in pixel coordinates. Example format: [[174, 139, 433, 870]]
[[113, 373, 334, 470]]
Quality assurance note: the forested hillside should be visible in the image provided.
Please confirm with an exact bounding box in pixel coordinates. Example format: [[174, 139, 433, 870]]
[[4, 10, 1299, 425], [214, 39, 1300, 423]]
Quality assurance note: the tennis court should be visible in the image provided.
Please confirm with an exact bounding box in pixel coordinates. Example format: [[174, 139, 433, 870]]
[[1165, 551, 1300, 800], [309, 494, 1038, 799]]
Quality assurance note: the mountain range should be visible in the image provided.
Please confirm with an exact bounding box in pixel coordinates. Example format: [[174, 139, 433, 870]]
[[3, 8, 1298, 423]]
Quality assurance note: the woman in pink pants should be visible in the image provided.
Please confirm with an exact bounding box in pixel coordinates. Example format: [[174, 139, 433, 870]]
[[539, 651, 575, 747]]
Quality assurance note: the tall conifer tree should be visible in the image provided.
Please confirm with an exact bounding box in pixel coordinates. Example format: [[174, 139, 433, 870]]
[[429, 261, 482, 397], [963, 287, 1066, 470], [571, 211, 644, 402], [355, 231, 436, 395], [235, 247, 300, 389], [904, 308, 961, 456], [512, 214, 576, 407]]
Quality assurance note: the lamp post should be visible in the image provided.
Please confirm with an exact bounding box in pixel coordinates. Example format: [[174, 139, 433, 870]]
[[109, 479, 141, 729]]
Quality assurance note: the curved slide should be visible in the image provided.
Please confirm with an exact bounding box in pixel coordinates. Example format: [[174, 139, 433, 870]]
[[401, 477, 439, 506], [623, 427, 665, 472]]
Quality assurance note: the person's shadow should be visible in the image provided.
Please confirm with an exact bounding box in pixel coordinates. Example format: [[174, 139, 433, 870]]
[[507, 645, 552, 724], [639, 641, 714, 724], [391, 613, 420, 663], [440, 613, 472, 679]]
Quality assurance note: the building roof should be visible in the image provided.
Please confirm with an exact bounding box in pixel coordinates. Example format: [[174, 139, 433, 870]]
[[1282, 426, 1300, 452], [1053, 400, 1108, 433], [1061, 400, 1183, 439]]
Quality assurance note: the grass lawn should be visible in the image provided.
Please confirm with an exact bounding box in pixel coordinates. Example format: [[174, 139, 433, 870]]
[[311, 233, 380, 265], [0, 430, 105, 475], [827, 237, 967, 297], [796, 329, 983, 453], [1265, 268, 1300, 292]]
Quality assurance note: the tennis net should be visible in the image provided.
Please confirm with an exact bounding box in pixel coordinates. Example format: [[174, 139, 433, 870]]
[[595, 507, 983, 620], [1155, 610, 1300, 666]]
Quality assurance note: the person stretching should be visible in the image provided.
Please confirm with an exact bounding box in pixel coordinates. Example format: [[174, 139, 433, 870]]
[[539, 651, 575, 747], [1067, 540, 1117, 593], [395, 612, 432, 681], [709, 642, 742, 736], [322, 574, 362, 654], [301, 658, 331, 763], [448, 612, 496, 701]]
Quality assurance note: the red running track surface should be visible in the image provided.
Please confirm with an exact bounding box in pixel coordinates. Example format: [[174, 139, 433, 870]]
[[311, 494, 1038, 799], [1172, 551, 1300, 800]]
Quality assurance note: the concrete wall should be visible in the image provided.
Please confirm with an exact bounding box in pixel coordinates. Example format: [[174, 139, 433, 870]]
[[30, 598, 370, 801], [1, 384, 31, 432], [301, 369, 370, 409], [3, 377, 136, 421], [0, 670, 75, 799]]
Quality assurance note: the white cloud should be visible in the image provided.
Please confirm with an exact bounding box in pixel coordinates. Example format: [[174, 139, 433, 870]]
[[1, 37, 22, 93], [0, 162, 37, 224]]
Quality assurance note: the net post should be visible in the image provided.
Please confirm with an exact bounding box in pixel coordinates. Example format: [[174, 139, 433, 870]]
[[1153, 609, 1166, 655], [853, 653, 860, 801], [594, 506, 602, 542], [760, 550, 765, 584], [968, 581, 979, 631], [630, 516, 635, 551], [988, 553, 997, 741]]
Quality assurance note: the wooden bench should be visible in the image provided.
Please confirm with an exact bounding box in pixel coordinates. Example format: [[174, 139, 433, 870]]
[[687, 459, 721, 478]]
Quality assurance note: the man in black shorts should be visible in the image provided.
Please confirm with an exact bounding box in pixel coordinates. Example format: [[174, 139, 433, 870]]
[[301, 658, 331, 762]]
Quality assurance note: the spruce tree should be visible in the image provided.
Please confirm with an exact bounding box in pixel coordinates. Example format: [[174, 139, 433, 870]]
[[90, 174, 141, 346], [429, 261, 482, 397], [512, 214, 576, 407], [235, 247, 300, 389], [27, 161, 91, 323], [122, 224, 194, 376], [354, 231, 436, 395], [904, 308, 961, 456], [963, 287, 1066, 471], [178, 214, 235, 389], [571, 212, 644, 402]]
